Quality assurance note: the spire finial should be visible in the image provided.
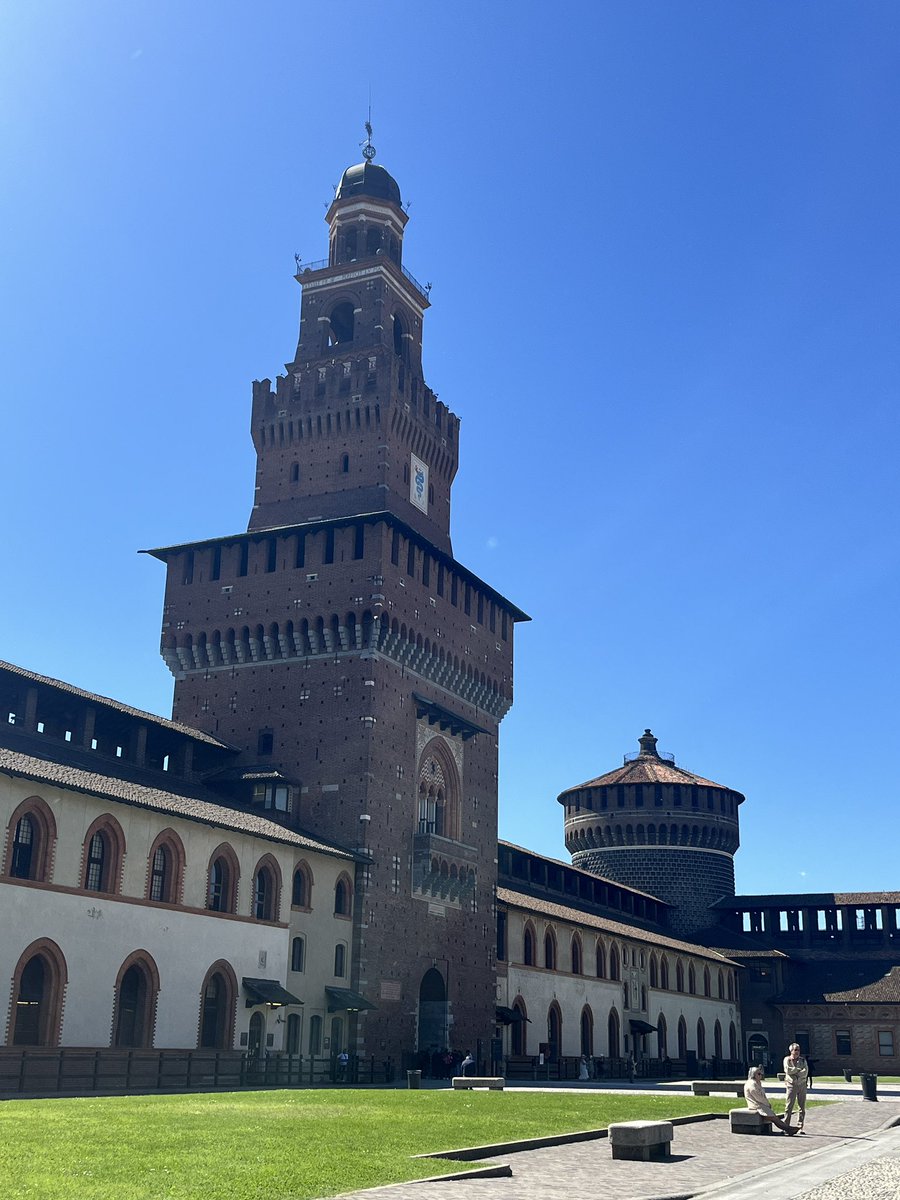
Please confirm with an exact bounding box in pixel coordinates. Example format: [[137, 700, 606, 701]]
[[362, 100, 376, 162], [638, 729, 659, 758]]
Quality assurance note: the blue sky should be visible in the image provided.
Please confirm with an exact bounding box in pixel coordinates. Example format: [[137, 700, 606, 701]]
[[2, 1, 898, 896]]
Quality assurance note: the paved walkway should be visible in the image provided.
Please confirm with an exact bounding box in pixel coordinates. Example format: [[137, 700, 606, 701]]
[[338, 1091, 900, 1200]]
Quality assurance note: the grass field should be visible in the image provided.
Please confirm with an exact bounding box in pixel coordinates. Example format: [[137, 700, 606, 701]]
[[0, 1088, 742, 1200]]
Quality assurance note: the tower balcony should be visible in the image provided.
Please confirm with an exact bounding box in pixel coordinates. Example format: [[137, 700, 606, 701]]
[[297, 254, 429, 304]]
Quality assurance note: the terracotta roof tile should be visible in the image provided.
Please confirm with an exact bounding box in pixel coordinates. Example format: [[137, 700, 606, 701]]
[[498, 886, 739, 965], [0, 747, 355, 861]]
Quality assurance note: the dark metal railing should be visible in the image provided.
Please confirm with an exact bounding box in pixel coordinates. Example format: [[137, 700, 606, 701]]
[[297, 255, 428, 299]]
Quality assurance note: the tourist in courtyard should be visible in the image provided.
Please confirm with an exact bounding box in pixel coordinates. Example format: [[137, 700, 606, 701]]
[[744, 1067, 798, 1134], [782, 1042, 809, 1131]]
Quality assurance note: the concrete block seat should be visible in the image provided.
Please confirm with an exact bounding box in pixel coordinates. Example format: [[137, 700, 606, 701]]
[[692, 1080, 746, 1096], [451, 1076, 505, 1090], [608, 1120, 674, 1161], [729, 1108, 772, 1135]]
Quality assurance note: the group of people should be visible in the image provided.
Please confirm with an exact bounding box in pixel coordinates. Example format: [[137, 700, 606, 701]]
[[744, 1043, 810, 1134]]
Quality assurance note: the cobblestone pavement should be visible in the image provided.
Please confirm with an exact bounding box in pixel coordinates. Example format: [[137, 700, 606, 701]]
[[337, 1098, 900, 1200]]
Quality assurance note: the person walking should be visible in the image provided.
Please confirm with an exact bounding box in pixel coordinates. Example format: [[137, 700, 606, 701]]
[[744, 1067, 798, 1134], [783, 1043, 809, 1131]]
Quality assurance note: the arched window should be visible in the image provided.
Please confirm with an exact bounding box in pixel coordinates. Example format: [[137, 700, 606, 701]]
[[607, 1008, 620, 1058], [717, 968, 725, 999], [580, 1006, 594, 1056], [595, 939, 606, 978], [146, 830, 185, 904], [286, 1012, 301, 1054], [291, 936, 305, 973], [393, 312, 405, 358], [341, 453, 350, 474], [676, 961, 685, 993], [113, 953, 159, 1048], [523, 923, 536, 966], [571, 934, 582, 975], [309, 1014, 323, 1055], [416, 738, 460, 841], [660, 955, 670, 990], [5, 797, 56, 882], [609, 944, 620, 981], [677, 1016, 688, 1058], [207, 844, 239, 914], [366, 226, 381, 256], [697, 1018, 706, 1059], [81, 815, 125, 894], [328, 301, 355, 346], [10, 939, 67, 1047], [657, 1013, 668, 1058], [252, 856, 281, 922], [649, 954, 658, 988], [334, 874, 352, 917], [547, 1002, 562, 1060], [727, 972, 735, 1001], [333, 943, 346, 978], [544, 927, 557, 970], [292, 861, 313, 908], [198, 961, 237, 1049], [714, 1019, 723, 1060], [729, 1021, 738, 1060], [640, 984, 648, 1011], [688, 963, 696, 994], [511, 997, 527, 1055]]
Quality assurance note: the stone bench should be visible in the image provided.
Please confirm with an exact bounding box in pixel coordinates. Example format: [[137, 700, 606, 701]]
[[730, 1108, 772, 1135], [691, 1080, 746, 1097], [451, 1076, 505, 1090], [608, 1119, 673, 1161]]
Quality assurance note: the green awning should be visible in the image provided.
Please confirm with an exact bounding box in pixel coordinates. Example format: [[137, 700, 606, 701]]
[[325, 987, 376, 1013], [243, 978, 303, 1008]]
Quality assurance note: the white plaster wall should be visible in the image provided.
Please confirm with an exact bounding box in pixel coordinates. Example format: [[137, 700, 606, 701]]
[[0, 773, 354, 1050]]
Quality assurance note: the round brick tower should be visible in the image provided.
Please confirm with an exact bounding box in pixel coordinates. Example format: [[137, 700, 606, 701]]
[[558, 730, 744, 936]]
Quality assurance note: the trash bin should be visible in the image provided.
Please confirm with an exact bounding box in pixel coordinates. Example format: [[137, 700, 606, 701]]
[[860, 1072, 878, 1101], [842, 1069, 852, 1082], [406, 1069, 421, 1089]]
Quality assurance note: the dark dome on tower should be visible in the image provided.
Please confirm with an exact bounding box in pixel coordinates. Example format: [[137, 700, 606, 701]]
[[336, 161, 402, 207]]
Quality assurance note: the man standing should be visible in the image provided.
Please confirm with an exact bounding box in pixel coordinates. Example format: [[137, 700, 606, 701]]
[[783, 1043, 809, 1132]]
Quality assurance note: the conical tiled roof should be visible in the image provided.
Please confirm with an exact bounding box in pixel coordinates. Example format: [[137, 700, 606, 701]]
[[558, 730, 739, 799]]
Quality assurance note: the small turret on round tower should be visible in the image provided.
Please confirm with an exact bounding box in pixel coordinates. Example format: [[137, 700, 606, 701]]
[[558, 730, 744, 936]]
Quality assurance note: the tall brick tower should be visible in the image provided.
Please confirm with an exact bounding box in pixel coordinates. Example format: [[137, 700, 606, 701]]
[[147, 140, 528, 1063], [559, 730, 743, 936]]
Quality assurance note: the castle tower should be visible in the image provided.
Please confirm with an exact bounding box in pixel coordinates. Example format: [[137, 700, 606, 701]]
[[558, 730, 743, 936], [147, 141, 528, 1064]]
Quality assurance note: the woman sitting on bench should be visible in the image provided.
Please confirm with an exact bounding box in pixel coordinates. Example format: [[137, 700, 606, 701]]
[[744, 1067, 798, 1134]]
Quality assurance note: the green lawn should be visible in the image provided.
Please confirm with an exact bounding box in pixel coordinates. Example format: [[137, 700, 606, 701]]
[[0, 1089, 740, 1200]]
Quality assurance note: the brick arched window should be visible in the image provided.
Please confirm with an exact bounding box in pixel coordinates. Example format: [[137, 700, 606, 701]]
[[112, 951, 160, 1048], [511, 996, 528, 1055], [291, 860, 313, 909], [609, 944, 620, 981], [251, 855, 282, 922], [81, 814, 126, 895], [595, 938, 606, 978], [544, 927, 557, 970], [8, 938, 67, 1047], [207, 843, 239, 914], [333, 872, 353, 918], [570, 933, 582, 975], [145, 829, 186, 904], [4, 795, 56, 883], [416, 737, 460, 841], [523, 922, 536, 966], [198, 960, 238, 1049]]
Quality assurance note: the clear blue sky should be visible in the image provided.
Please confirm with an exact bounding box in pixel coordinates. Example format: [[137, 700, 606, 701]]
[[3, 2, 898, 897]]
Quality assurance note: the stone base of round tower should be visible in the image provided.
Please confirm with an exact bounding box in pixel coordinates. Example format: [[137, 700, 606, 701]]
[[572, 848, 735, 937]]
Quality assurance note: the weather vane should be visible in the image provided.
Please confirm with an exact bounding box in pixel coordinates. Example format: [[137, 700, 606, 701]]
[[361, 99, 376, 161]]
